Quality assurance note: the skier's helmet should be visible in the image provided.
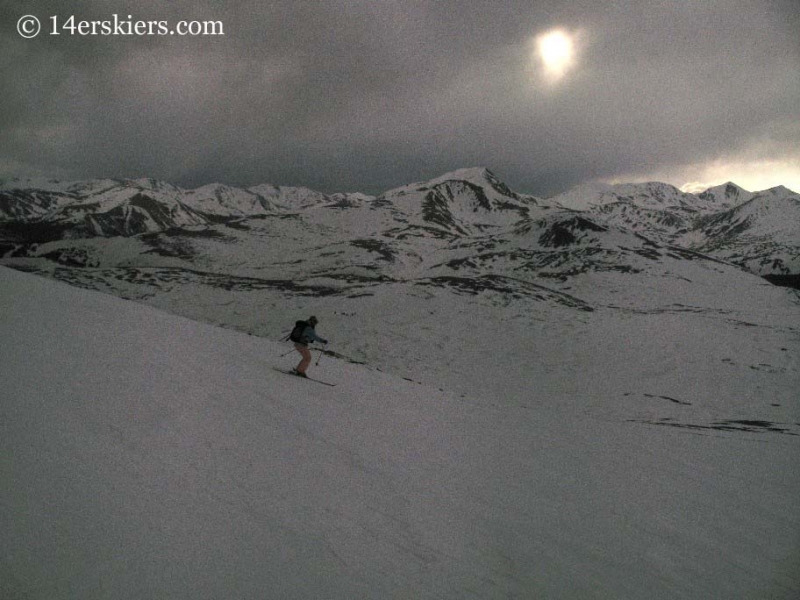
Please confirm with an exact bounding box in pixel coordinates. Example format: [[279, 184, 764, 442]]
[[308, 316, 318, 325]]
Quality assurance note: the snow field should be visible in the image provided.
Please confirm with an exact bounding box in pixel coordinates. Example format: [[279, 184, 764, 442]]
[[1, 266, 799, 599]]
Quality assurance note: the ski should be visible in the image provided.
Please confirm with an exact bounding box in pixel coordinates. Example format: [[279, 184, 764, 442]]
[[273, 367, 336, 387], [302, 376, 336, 387]]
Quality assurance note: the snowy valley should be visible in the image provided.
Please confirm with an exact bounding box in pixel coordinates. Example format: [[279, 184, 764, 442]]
[[1, 168, 798, 399], [1, 169, 799, 598]]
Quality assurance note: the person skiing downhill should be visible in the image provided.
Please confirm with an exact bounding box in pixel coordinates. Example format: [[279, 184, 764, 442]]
[[291, 316, 328, 377]]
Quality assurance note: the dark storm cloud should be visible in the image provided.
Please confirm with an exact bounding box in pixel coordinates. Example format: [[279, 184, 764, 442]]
[[2, 0, 798, 195]]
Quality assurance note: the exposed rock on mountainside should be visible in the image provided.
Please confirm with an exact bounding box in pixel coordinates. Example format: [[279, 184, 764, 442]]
[[1, 168, 798, 307]]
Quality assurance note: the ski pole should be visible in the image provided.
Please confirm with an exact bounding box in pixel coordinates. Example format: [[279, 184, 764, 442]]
[[315, 346, 324, 366]]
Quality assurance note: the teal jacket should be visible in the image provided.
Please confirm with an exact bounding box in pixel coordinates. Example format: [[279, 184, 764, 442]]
[[298, 325, 327, 346]]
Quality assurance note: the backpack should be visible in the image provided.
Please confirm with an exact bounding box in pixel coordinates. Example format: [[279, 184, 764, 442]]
[[288, 320, 308, 343]]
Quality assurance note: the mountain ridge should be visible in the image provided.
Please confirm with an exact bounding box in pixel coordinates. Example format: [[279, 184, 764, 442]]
[[5, 166, 795, 282]]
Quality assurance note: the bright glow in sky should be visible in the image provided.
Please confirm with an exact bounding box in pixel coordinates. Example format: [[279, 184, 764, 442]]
[[606, 158, 800, 194], [535, 29, 576, 81], [679, 159, 800, 194], [5, 3, 798, 197]]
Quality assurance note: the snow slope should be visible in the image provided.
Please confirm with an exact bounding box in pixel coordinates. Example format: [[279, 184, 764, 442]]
[[548, 181, 700, 213], [2, 266, 799, 599], [545, 180, 799, 278], [683, 191, 800, 276]]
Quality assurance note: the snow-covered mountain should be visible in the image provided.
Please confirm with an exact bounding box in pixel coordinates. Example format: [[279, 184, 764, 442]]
[[2, 265, 799, 599], [0, 178, 200, 238], [376, 167, 538, 235], [2, 169, 796, 280], [0, 177, 367, 238], [544, 179, 799, 279], [696, 181, 755, 209], [682, 188, 800, 282], [549, 181, 701, 212], [1, 167, 798, 399]]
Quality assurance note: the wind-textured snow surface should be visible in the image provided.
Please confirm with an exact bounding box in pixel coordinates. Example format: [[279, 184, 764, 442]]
[[2, 266, 799, 600]]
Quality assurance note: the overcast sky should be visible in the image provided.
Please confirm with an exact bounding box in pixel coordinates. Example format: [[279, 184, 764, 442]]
[[2, 0, 798, 196]]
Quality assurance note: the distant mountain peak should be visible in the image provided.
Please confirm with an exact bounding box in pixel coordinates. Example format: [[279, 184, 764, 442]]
[[384, 167, 495, 195], [2, 169, 797, 281], [695, 182, 753, 208], [381, 167, 531, 207], [763, 185, 796, 196], [124, 178, 182, 193], [424, 167, 495, 186], [548, 180, 692, 212]]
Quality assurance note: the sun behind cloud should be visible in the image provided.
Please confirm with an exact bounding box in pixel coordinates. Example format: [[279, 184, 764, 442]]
[[534, 29, 577, 82]]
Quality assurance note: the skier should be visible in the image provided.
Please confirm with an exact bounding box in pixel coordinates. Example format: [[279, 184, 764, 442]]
[[290, 316, 328, 377]]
